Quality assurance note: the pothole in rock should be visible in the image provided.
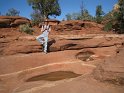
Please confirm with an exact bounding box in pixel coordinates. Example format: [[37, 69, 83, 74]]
[[76, 50, 95, 61], [26, 71, 81, 82]]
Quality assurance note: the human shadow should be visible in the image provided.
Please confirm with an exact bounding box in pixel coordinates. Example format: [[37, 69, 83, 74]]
[[47, 39, 56, 52]]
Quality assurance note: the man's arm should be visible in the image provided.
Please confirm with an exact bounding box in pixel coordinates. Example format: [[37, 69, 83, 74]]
[[48, 25, 51, 32], [41, 25, 45, 33]]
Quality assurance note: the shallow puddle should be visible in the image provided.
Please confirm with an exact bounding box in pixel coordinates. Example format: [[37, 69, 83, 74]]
[[76, 50, 95, 61], [26, 71, 81, 82]]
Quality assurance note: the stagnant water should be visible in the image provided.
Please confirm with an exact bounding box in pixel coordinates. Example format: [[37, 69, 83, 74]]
[[26, 71, 82, 82]]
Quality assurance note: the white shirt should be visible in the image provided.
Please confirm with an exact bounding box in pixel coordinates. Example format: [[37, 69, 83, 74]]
[[41, 24, 51, 37]]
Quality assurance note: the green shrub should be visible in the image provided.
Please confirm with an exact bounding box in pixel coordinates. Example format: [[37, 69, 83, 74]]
[[103, 22, 113, 31], [19, 24, 34, 35]]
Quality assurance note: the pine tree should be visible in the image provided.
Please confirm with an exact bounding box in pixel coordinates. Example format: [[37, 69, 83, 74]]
[[111, 0, 124, 33], [96, 5, 104, 23], [117, 0, 124, 33], [80, 1, 93, 21]]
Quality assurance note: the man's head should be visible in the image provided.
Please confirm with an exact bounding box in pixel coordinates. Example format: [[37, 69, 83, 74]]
[[44, 19, 49, 25], [45, 22, 49, 25]]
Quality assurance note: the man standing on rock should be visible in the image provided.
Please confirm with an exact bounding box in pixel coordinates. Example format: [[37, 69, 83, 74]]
[[36, 20, 51, 54]]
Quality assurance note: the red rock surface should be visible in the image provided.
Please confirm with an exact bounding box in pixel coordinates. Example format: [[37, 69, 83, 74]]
[[0, 20, 124, 93], [93, 48, 124, 86], [52, 20, 112, 35], [0, 49, 124, 93]]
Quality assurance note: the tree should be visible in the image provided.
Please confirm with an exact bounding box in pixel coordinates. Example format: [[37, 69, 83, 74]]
[[103, 11, 113, 31], [31, 10, 44, 25], [65, 12, 82, 20], [65, 13, 72, 20], [71, 13, 81, 20], [65, 10, 93, 21], [107, 0, 124, 33], [27, 0, 61, 20], [65, 1, 93, 21], [96, 5, 104, 23], [80, 1, 93, 21], [116, 0, 124, 33], [103, 0, 124, 33], [80, 1, 85, 16], [81, 9, 93, 21], [6, 8, 20, 16]]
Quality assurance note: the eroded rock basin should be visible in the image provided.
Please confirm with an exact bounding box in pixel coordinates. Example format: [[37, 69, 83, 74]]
[[0, 50, 96, 93], [0, 62, 95, 93], [0, 46, 123, 93]]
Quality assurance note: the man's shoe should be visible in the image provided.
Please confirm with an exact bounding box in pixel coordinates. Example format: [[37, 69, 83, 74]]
[[44, 51, 47, 54]]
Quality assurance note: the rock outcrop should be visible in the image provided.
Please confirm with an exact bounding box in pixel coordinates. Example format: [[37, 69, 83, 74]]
[[0, 16, 30, 27], [0, 34, 124, 56], [54, 20, 103, 31]]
